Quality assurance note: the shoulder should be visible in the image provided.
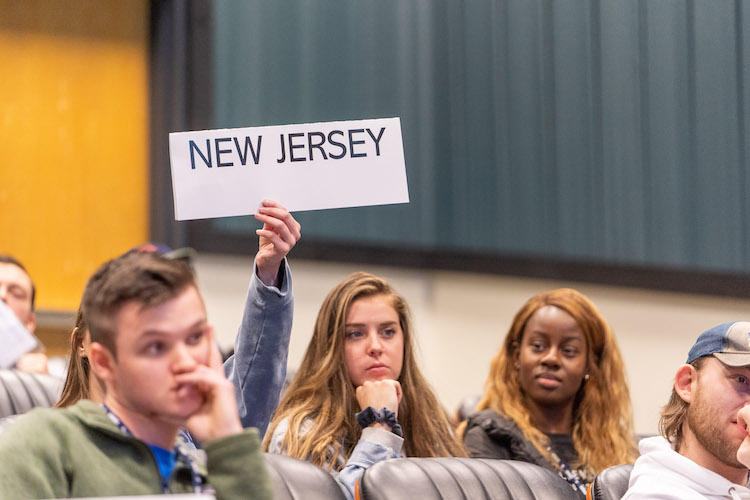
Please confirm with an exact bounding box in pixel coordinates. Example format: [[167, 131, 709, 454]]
[[0, 405, 85, 455], [268, 417, 290, 450], [0, 414, 19, 436], [463, 410, 550, 467], [203, 428, 261, 459], [624, 471, 711, 500], [2, 400, 123, 446], [1, 404, 76, 433], [465, 409, 519, 436], [625, 436, 731, 500], [267, 416, 314, 454], [463, 410, 516, 459]]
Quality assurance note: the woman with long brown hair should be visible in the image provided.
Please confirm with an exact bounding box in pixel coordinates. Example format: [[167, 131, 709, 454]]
[[264, 272, 465, 499], [462, 288, 637, 497], [54, 308, 103, 408]]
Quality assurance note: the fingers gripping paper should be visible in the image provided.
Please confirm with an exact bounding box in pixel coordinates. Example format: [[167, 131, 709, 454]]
[[169, 117, 409, 220]]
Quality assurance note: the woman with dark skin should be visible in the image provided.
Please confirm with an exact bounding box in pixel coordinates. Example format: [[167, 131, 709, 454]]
[[462, 288, 637, 497]]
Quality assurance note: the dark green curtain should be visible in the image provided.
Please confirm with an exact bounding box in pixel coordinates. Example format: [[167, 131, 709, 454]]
[[207, 0, 750, 273]]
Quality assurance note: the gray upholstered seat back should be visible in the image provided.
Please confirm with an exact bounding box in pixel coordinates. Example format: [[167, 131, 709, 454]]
[[0, 369, 63, 418], [358, 458, 581, 500], [263, 453, 346, 500], [588, 464, 633, 500]]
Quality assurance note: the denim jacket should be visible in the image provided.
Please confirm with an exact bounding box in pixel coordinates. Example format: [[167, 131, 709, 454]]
[[224, 258, 293, 437], [268, 416, 403, 500]]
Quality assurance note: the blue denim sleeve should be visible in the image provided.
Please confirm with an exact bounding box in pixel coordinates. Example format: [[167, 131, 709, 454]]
[[334, 427, 403, 500], [268, 420, 403, 500], [223, 258, 293, 437]]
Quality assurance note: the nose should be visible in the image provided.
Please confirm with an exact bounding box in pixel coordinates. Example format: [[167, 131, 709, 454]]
[[171, 343, 199, 373], [366, 331, 383, 356], [540, 346, 561, 368], [0, 284, 7, 303]]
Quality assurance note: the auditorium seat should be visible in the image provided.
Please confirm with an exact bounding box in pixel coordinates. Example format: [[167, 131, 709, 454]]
[[356, 457, 581, 500], [0, 369, 63, 418], [586, 464, 633, 500], [264, 453, 346, 500]]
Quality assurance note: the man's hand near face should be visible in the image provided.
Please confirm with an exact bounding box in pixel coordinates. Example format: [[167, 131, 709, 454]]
[[181, 329, 243, 443], [737, 404, 750, 468]]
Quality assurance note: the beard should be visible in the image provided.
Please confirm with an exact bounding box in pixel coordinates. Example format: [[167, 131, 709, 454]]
[[687, 385, 745, 469]]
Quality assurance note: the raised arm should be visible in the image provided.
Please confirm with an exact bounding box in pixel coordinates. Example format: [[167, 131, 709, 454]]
[[224, 200, 301, 435]]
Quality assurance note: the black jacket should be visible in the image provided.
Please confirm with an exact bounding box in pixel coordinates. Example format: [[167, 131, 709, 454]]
[[463, 409, 556, 472], [463, 409, 588, 499]]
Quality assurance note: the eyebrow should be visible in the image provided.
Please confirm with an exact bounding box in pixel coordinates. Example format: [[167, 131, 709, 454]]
[[345, 320, 399, 328], [528, 330, 584, 341], [2, 281, 30, 292], [6, 283, 29, 294], [724, 365, 750, 376], [138, 319, 208, 339]]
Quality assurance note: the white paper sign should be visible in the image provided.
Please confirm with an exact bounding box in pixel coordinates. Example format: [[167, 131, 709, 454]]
[[0, 300, 39, 368], [169, 117, 409, 220]]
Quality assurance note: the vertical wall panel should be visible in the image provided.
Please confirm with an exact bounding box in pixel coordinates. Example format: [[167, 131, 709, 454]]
[[0, 0, 149, 311], [692, 2, 743, 270], [461, 0, 497, 251], [643, 0, 692, 268], [552, 0, 598, 259], [741, 1, 750, 269], [600, 0, 648, 262], [489, 0, 514, 251]]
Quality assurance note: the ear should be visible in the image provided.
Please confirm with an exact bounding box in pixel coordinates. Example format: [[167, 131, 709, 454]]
[[674, 364, 697, 404], [70, 327, 86, 358], [88, 342, 116, 386], [25, 311, 36, 333]]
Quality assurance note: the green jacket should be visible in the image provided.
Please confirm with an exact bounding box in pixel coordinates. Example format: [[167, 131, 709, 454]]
[[0, 400, 272, 499]]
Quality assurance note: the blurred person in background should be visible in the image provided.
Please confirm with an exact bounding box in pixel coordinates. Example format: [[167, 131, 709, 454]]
[[0, 254, 49, 374]]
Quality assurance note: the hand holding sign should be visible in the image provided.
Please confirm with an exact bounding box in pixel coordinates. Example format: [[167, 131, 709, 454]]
[[169, 117, 408, 220], [254, 199, 301, 287]]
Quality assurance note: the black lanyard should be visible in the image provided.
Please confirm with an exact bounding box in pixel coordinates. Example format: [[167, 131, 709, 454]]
[[548, 447, 588, 496]]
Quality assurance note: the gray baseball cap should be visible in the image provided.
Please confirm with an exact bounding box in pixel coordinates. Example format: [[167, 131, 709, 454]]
[[686, 321, 750, 366]]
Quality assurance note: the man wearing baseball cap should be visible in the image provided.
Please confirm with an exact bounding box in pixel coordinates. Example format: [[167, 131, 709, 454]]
[[624, 322, 750, 499]]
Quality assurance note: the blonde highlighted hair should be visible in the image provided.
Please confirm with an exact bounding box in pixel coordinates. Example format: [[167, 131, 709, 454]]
[[472, 288, 637, 474], [263, 272, 466, 469]]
